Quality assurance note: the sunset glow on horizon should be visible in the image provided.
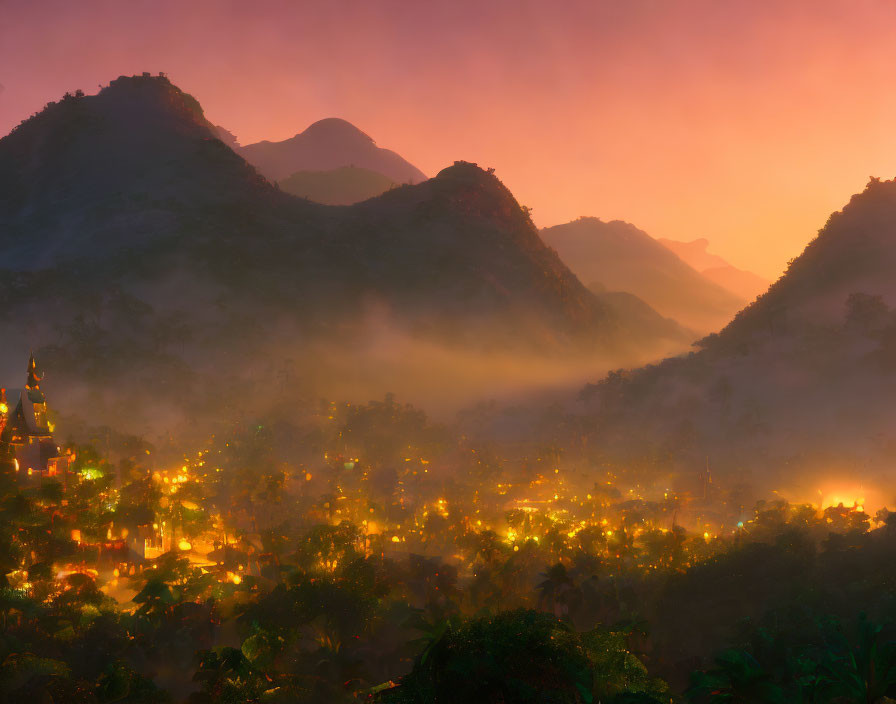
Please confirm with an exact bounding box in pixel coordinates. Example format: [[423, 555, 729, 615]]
[[5, 0, 896, 279]]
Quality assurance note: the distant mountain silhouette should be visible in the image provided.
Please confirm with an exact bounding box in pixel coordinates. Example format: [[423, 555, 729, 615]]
[[656, 237, 728, 270], [238, 117, 426, 184], [542, 218, 745, 333], [279, 165, 397, 205], [658, 237, 770, 301], [0, 74, 697, 426], [579, 177, 896, 490]]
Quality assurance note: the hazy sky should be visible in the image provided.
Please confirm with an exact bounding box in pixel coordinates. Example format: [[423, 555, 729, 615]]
[[3, 0, 896, 278]]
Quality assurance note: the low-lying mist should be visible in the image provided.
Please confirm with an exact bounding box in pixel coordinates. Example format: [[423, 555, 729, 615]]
[[5, 301, 692, 456]]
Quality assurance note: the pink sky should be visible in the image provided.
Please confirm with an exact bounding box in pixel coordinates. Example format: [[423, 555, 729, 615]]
[[3, 0, 896, 278]]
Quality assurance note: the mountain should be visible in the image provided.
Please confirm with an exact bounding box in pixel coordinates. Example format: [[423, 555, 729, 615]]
[[541, 218, 746, 333], [0, 74, 696, 431], [238, 117, 426, 184], [0, 75, 601, 341], [0, 75, 275, 271], [579, 177, 896, 495], [279, 165, 397, 205], [658, 237, 770, 301]]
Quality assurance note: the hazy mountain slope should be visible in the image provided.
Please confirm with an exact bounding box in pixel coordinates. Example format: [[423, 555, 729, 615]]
[[579, 178, 896, 495], [542, 218, 745, 333], [658, 237, 770, 301], [593, 291, 695, 347], [239, 118, 426, 184], [279, 165, 397, 205]]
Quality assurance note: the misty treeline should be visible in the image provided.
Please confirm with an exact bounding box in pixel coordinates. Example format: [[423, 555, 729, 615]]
[[5, 394, 896, 703]]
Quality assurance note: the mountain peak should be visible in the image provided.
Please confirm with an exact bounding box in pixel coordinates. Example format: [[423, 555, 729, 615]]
[[97, 73, 210, 127], [101, 72, 180, 96], [421, 161, 533, 227], [0, 74, 272, 269], [431, 161, 521, 204], [239, 117, 426, 184], [301, 117, 375, 145], [433, 160, 496, 183]]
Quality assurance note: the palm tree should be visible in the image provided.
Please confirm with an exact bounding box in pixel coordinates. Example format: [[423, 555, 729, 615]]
[[536, 563, 581, 619], [132, 578, 177, 620], [817, 615, 896, 703], [687, 649, 788, 703]]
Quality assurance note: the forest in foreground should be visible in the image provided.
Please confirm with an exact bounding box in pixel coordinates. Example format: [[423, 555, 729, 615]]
[[3, 395, 896, 704]]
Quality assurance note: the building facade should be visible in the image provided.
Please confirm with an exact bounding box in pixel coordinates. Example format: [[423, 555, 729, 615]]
[[0, 355, 71, 479]]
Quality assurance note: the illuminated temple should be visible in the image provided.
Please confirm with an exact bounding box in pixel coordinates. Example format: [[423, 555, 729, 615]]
[[0, 354, 70, 478]]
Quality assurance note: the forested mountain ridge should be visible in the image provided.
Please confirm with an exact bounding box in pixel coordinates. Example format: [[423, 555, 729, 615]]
[[579, 177, 896, 492]]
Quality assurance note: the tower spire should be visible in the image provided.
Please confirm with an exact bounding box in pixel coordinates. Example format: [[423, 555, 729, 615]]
[[26, 352, 41, 389]]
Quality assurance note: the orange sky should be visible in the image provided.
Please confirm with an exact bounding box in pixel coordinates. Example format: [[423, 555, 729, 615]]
[[3, 0, 896, 279]]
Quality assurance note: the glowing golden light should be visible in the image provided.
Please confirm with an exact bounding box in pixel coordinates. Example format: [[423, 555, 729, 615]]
[[816, 484, 875, 512]]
